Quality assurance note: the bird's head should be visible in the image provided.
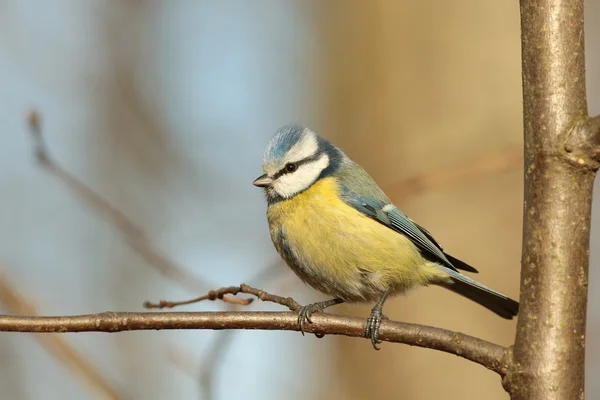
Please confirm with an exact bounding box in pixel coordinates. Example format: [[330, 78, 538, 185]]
[[253, 124, 344, 202]]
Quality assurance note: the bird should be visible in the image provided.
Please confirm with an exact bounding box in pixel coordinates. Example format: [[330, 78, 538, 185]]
[[253, 124, 519, 349]]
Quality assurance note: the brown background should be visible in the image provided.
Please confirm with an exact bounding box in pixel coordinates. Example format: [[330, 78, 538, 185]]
[[0, 1, 597, 399]]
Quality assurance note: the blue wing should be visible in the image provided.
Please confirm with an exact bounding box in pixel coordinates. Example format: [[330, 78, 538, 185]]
[[340, 188, 478, 273], [411, 221, 479, 273]]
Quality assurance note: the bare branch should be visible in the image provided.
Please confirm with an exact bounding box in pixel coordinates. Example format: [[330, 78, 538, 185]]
[[143, 284, 299, 311], [0, 284, 508, 375], [0, 310, 508, 375], [143, 268, 289, 310]]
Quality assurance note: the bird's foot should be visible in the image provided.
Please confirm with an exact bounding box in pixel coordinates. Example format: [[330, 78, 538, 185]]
[[297, 298, 343, 336], [297, 303, 322, 335], [297, 301, 335, 335], [364, 307, 388, 350]]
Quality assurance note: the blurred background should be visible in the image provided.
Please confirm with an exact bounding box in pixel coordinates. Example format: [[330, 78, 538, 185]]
[[0, 1, 598, 399]]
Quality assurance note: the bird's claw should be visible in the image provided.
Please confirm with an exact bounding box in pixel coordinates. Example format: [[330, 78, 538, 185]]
[[364, 308, 388, 350], [298, 304, 318, 336]]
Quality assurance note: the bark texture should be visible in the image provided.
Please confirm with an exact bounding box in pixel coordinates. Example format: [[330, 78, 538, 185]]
[[507, 1, 600, 398], [0, 311, 508, 374]]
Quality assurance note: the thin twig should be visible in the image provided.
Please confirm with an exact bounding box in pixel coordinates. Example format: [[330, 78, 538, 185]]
[[185, 268, 287, 400], [0, 270, 126, 400], [143, 284, 299, 311]]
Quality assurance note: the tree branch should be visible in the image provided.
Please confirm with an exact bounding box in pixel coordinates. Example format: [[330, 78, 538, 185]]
[[0, 310, 508, 375], [0, 284, 508, 375]]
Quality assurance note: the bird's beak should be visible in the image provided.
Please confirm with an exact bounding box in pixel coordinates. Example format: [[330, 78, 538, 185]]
[[253, 174, 273, 187]]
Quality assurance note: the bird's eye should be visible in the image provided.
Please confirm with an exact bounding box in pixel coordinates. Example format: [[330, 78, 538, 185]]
[[285, 163, 297, 173]]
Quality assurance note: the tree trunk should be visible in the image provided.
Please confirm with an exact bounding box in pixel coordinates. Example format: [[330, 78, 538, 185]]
[[507, 0, 599, 398]]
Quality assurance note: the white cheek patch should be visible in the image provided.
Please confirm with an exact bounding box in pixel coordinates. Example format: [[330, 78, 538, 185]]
[[273, 154, 329, 198], [283, 130, 319, 165]]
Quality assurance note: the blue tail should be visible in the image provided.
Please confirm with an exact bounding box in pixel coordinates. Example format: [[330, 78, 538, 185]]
[[438, 267, 519, 319]]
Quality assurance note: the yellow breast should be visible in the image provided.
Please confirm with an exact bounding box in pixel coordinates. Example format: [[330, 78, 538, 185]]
[[267, 177, 441, 301]]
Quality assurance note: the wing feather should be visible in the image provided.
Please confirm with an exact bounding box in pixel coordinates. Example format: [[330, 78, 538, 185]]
[[335, 162, 478, 273], [340, 187, 480, 273]]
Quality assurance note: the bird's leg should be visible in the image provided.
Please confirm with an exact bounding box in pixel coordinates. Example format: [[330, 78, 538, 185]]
[[365, 287, 392, 350], [298, 298, 344, 335]]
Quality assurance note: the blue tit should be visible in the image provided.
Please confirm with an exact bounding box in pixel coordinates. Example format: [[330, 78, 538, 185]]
[[253, 124, 519, 349]]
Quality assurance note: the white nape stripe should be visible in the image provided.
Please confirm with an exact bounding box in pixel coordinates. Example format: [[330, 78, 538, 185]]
[[382, 204, 396, 212], [283, 129, 319, 164], [273, 154, 330, 198]]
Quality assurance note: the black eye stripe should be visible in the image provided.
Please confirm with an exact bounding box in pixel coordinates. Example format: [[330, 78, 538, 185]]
[[272, 154, 321, 179]]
